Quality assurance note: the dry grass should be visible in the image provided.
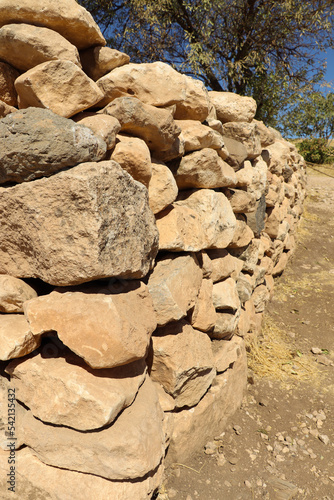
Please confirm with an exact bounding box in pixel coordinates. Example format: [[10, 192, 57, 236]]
[[247, 315, 321, 384]]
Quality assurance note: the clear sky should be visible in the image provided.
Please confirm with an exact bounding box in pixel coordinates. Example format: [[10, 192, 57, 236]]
[[322, 48, 334, 86]]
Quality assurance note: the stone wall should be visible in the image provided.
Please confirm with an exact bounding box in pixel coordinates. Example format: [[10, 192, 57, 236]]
[[0, 1, 306, 499]]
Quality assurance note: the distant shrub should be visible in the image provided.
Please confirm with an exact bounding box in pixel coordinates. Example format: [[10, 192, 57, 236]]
[[297, 138, 334, 164]]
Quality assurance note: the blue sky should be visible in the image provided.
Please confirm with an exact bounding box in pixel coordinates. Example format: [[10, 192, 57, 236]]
[[322, 48, 334, 86]]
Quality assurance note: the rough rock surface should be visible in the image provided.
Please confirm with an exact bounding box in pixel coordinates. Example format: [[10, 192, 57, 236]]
[[81, 46, 130, 81], [0, 107, 106, 184], [0, 314, 40, 361], [173, 148, 237, 189], [19, 376, 165, 480], [72, 112, 121, 150], [176, 189, 237, 249], [151, 320, 216, 408], [148, 160, 178, 214], [0, 275, 37, 313], [97, 62, 187, 107], [15, 60, 104, 118], [148, 254, 202, 326], [174, 76, 210, 121], [102, 96, 181, 152], [0, 62, 19, 106], [190, 278, 217, 332], [6, 354, 147, 430], [156, 204, 206, 252], [0, 448, 163, 500], [176, 120, 224, 152], [209, 91, 257, 123], [166, 339, 247, 463], [111, 134, 152, 187], [0, 0, 106, 50], [0, 24, 81, 71], [0, 161, 159, 285], [24, 282, 157, 369]]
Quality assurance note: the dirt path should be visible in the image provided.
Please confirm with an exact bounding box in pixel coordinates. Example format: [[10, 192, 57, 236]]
[[160, 165, 334, 500]]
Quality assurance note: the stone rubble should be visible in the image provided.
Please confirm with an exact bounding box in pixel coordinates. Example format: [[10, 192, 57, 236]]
[[0, 1, 307, 498]]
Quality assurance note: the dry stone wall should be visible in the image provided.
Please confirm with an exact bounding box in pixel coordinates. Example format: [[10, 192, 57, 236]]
[[0, 1, 307, 499]]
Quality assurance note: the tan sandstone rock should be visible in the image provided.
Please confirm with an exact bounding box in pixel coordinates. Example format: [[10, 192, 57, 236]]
[[0, 108, 107, 184], [102, 96, 181, 152], [0, 275, 37, 313], [0, 99, 16, 118], [212, 278, 241, 311], [0, 314, 40, 361], [172, 148, 237, 189], [0, 24, 81, 72], [148, 254, 202, 327], [0, 161, 158, 285], [156, 204, 206, 252], [97, 62, 187, 107], [24, 282, 157, 369], [213, 336, 245, 372], [148, 160, 178, 214], [0, 447, 163, 500], [81, 46, 130, 81], [15, 60, 104, 118], [226, 188, 256, 213], [190, 278, 217, 332], [19, 376, 165, 480], [0, 0, 106, 50], [209, 92, 257, 123], [0, 62, 19, 106], [151, 320, 215, 408], [175, 120, 224, 152], [6, 353, 147, 430], [229, 219, 255, 248], [167, 340, 247, 463], [222, 136, 248, 168], [176, 189, 237, 249], [174, 76, 210, 121], [72, 112, 121, 150], [111, 134, 152, 187], [223, 121, 262, 160]]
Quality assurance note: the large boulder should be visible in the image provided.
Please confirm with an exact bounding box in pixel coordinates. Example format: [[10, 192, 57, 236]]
[[176, 189, 237, 249], [102, 96, 181, 152], [19, 376, 165, 480], [0, 24, 81, 72], [176, 119, 224, 152], [80, 46, 130, 81], [208, 91, 257, 123], [0, 108, 106, 184], [6, 353, 147, 430], [150, 320, 216, 408], [0, 0, 106, 50], [97, 62, 187, 107], [0, 161, 159, 285], [172, 148, 237, 189], [174, 76, 210, 121], [148, 254, 202, 327], [15, 60, 104, 118], [0, 447, 163, 500], [156, 204, 206, 252], [24, 282, 157, 369]]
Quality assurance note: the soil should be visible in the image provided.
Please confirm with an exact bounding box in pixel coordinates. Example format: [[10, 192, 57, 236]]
[[159, 164, 334, 500]]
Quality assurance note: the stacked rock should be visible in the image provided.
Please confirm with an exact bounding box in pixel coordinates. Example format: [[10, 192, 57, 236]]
[[0, 1, 306, 498]]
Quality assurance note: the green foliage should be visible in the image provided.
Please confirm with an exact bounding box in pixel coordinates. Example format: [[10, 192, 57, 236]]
[[280, 91, 334, 141], [296, 138, 334, 164], [78, 0, 334, 127]]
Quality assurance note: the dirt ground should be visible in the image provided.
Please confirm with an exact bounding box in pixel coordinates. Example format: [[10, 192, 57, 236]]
[[159, 164, 334, 500]]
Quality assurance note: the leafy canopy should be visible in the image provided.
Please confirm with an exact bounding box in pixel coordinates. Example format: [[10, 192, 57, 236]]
[[78, 0, 334, 127]]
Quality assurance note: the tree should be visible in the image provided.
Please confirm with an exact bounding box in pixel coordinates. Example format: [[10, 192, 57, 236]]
[[78, 0, 334, 126], [281, 90, 334, 140]]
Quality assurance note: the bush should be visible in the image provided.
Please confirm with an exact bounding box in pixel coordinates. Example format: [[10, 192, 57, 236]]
[[296, 138, 334, 164]]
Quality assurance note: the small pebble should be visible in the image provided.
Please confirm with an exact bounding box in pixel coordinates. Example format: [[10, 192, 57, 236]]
[[319, 434, 330, 445], [245, 480, 252, 488]]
